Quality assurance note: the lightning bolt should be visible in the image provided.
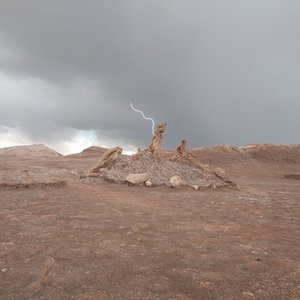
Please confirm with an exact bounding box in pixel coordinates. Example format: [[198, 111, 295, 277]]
[[129, 102, 155, 135]]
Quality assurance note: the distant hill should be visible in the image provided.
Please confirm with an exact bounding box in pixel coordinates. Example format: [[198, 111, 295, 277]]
[[81, 146, 108, 157], [239, 144, 300, 163], [67, 146, 108, 157], [190, 144, 300, 166], [0, 144, 62, 157]]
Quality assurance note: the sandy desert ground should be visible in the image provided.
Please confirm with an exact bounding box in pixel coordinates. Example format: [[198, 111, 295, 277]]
[[0, 144, 299, 299]]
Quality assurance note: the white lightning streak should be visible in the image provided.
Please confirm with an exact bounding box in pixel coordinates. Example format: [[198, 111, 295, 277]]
[[129, 102, 155, 135]]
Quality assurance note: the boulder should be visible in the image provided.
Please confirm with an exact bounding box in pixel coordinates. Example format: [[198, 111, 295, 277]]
[[170, 175, 183, 187], [126, 173, 148, 184]]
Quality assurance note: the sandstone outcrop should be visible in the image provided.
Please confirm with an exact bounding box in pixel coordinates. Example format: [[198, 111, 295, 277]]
[[88, 147, 122, 176], [149, 123, 167, 153], [169, 139, 196, 161]]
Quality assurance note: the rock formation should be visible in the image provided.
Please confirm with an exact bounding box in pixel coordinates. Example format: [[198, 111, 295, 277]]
[[168, 139, 196, 161], [83, 122, 236, 189], [132, 147, 143, 160], [149, 123, 167, 153], [88, 147, 122, 176]]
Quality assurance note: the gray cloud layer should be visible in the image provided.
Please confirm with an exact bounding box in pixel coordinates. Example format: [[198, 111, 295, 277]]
[[0, 0, 299, 152]]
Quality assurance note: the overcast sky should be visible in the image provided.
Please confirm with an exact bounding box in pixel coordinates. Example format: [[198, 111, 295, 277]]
[[0, 1, 299, 154]]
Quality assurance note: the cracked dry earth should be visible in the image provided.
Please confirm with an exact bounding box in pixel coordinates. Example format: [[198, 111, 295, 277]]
[[0, 158, 300, 299]]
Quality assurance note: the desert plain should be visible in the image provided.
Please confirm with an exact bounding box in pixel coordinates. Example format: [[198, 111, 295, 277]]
[[0, 144, 299, 299]]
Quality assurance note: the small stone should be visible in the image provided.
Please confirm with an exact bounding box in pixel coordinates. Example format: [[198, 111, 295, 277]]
[[242, 291, 254, 298], [1, 268, 8, 272], [200, 281, 212, 288], [145, 180, 152, 187], [192, 185, 199, 190], [209, 183, 217, 190]]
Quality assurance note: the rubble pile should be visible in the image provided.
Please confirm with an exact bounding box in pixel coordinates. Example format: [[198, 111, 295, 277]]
[[85, 123, 235, 190], [101, 151, 232, 189]]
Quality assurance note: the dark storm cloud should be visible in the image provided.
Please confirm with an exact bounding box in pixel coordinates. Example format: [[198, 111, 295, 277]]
[[0, 0, 299, 152]]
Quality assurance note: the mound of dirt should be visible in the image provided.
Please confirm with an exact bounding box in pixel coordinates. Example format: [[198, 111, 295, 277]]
[[0, 167, 76, 187], [240, 144, 300, 163], [0, 160, 78, 189], [96, 151, 234, 189], [0, 144, 62, 157]]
